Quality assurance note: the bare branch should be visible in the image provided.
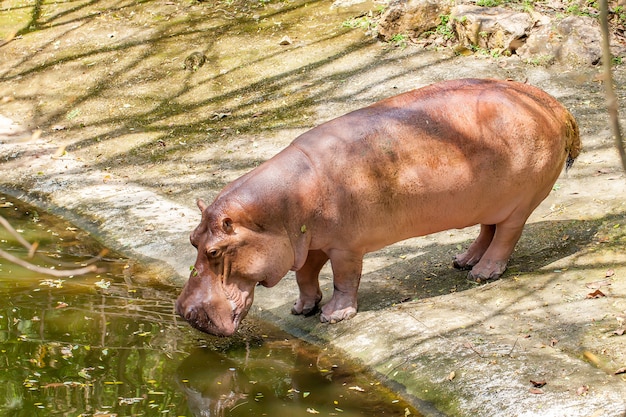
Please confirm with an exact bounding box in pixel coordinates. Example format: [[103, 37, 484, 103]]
[[599, 0, 626, 173], [0, 247, 103, 277], [1, 213, 107, 277], [0, 214, 33, 251]]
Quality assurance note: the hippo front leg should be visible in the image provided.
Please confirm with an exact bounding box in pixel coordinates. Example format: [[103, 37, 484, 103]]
[[321, 249, 363, 324], [292, 250, 328, 316]]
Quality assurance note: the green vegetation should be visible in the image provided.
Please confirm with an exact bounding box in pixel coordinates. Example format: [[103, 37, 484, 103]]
[[342, 15, 375, 30], [390, 33, 408, 48], [566, 0, 599, 16], [476, 0, 502, 7], [436, 14, 456, 40]]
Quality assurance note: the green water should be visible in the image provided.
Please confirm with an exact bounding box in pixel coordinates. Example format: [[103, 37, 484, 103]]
[[0, 194, 419, 417]]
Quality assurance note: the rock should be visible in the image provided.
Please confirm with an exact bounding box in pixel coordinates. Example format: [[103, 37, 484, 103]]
[[377, 0, 452, 41], [517, 16, 602, 66], [451, 5, 533, 54]]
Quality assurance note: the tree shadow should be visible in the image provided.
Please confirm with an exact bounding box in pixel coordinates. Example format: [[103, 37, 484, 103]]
[[353, 213, 624, 313]]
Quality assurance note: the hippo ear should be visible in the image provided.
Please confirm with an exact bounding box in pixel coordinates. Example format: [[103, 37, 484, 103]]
[[197, 199, 208, 212], [222, 218, 234, 234]]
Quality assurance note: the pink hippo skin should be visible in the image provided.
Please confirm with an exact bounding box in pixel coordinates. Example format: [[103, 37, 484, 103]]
[[176, 78, 581, 336]]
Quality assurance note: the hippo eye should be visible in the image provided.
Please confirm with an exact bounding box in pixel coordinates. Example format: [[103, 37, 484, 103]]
[[207, 248, 220, 258]]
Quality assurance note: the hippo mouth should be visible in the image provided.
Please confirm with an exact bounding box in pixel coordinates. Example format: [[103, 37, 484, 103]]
[[177, 301, 244, 337], [175, 258, 257, 336]]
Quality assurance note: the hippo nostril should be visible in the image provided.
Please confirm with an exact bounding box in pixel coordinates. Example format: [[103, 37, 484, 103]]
[[183, 307, 197, 321], [175, 300, 196, 322]]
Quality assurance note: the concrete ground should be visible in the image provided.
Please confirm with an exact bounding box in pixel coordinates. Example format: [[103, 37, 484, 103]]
[[1, 0, 625, 415]]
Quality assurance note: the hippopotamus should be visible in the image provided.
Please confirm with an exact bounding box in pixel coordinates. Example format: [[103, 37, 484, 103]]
[[176, 78, 580, 336]]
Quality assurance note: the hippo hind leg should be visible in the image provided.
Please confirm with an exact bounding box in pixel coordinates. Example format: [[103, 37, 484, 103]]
[[467, 219, 527, 283], [292, 250, 327, 316], [453, 224, 496, 270]]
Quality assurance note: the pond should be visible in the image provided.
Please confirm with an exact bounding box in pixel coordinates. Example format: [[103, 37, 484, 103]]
[[0, 194, 421, 417]]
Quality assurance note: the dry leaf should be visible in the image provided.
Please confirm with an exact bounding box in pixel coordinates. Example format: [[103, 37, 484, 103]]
[[613, 327, 625, 336], [279, 35, 292, 45], [585, 279, 612, 289], [529, 388, 544, 394], [614, 367, 626, 375], [549, 338, 558, 347], [447, 371, 456, 381], [530, 380, 547, 388], [583, 351, 601, 366], [605, 269, 615, 278], [586, 289, 606, 299], [576, 385, 589, 396]]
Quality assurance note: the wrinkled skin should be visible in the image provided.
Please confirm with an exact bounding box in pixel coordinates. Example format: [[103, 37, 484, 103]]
[[176, 78, 581, 336]]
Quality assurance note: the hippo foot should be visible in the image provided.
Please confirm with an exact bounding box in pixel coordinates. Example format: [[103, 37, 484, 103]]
[[453, 256, 474, 271], [291, 293, 322, 316], [453, 250, 484, 270], [320, 306, 357, 324], [468, 260, 508, 283], [291, 301, 320, 317]]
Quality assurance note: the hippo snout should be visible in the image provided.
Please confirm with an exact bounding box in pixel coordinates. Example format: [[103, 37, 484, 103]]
[[175, 297, 238, 337]]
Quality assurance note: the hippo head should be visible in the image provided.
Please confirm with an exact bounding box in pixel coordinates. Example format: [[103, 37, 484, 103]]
[[176, 199, 296, 336]]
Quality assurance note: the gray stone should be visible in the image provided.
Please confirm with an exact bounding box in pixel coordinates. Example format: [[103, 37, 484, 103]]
[[451, 5, 534, 53], [377, 0, 452, 41], [517, 15, 602, 66]]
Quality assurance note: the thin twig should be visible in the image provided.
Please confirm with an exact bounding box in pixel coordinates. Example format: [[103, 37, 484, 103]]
[[1, 213, 108, 268], [508, 338, 519, 357], [0, 214, 32, 251], [0, 247, 103, 277]]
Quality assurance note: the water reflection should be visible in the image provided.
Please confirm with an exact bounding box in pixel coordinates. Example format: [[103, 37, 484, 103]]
[[0, 194, 418, 416]]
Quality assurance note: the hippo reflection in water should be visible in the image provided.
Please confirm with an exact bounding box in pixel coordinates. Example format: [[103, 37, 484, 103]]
[[176, 78, 580, 336]]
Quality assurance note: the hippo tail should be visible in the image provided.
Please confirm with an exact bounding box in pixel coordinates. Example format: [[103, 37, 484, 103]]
[[563, 109, 581, 172]]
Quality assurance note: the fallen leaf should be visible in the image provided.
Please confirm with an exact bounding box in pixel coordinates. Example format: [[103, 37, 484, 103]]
[[529, 388, 544, 394], [53, 145, 66, 158], [348, 386, 365, 392], [576, 385, 589, 396], [447, 371, 456, 381], [586, 289, 606, 299], [94, 279, 111, 289], [211, 112, 231, 120], [605, 269, 615, 278], [279, 35, 292, 45], [583, 351, 601, 366], [550, 338, 558, 347], [306, 408, 320, 414], [585, 279, 612, 289], [530, 380, 546, 388], [614, 328, 625, 336], [615, 367, 626, 375]]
